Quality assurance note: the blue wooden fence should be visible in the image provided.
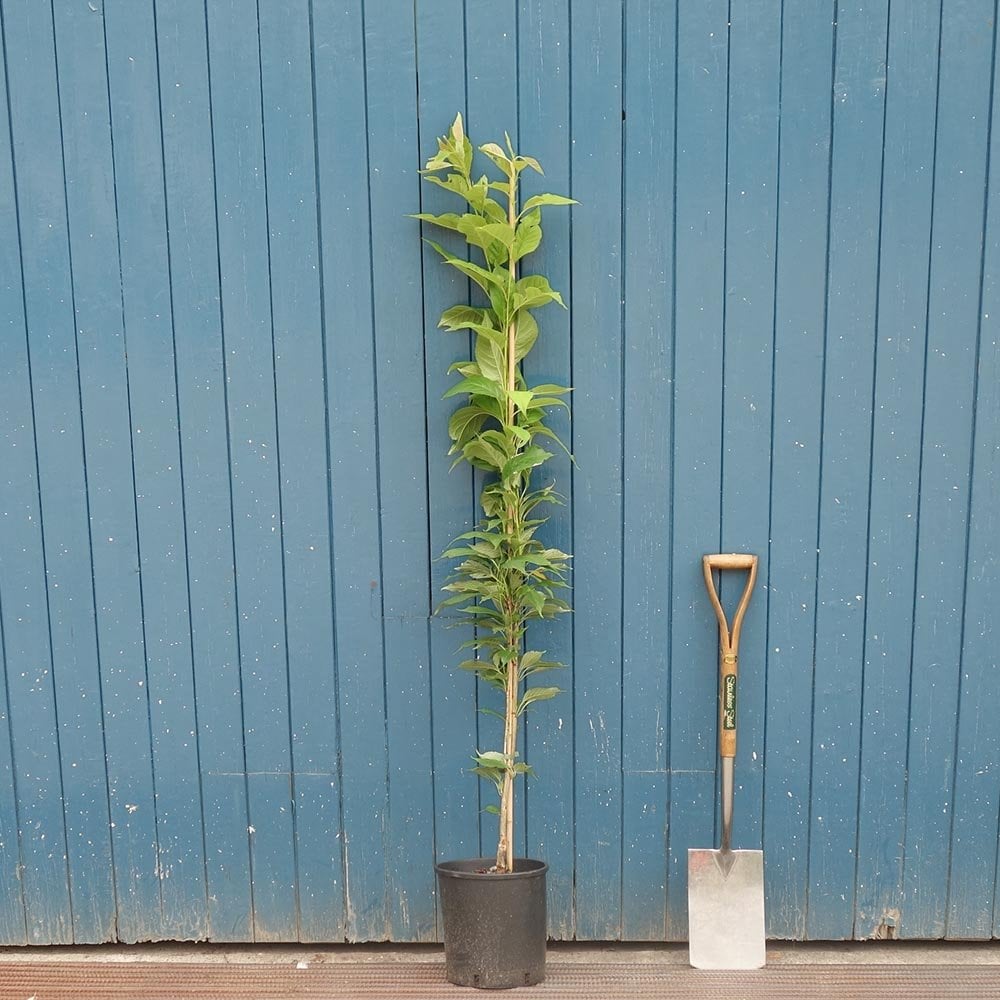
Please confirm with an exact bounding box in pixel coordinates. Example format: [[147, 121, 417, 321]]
[[0, 0, 997, 944]]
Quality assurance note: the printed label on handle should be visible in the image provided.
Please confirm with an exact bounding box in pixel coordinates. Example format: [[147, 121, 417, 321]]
[[723, 674, 736, 730]]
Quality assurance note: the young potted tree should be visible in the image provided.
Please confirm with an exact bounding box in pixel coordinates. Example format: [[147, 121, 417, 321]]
[[415, 115, 575, 989]]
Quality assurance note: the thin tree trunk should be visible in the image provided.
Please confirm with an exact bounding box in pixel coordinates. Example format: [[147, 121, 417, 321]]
[[495, 169, 520, 874]]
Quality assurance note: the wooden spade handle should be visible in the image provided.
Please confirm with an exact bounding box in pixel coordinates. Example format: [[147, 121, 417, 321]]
[[702, 554, 758, 759]]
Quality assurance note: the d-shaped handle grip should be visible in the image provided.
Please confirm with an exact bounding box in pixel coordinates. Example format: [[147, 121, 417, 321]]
[[702, 554, 758, 759], [704, 553, 756, 571]]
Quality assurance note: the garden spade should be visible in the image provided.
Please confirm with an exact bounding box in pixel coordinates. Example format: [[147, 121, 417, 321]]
[[688, 553, 765, 970]]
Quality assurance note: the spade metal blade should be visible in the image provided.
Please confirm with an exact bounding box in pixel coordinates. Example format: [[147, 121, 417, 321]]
[[687, 847, 766, 970]]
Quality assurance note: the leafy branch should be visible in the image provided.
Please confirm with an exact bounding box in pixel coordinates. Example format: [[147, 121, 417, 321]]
[[417, 114, 576, 873]]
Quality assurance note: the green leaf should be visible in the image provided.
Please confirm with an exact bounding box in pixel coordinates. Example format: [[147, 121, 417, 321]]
[[481, 197, 507, 222], [443, 375, 503, 401], [480, 142, 509, 160], [440, 546, 481, 559], [411, 211, 466, 232], [510, 389, 534, 412], [520, 650, 544, 671], [426, 240, 506, 295], [480, 142, 513, 176], [515, 155, 544, 174], [475, 331, 505, 383], [513, 310, 538, 362], [459, 659, 504, 677], [439, 305, 490, 331], [501, 446, 553, 480], [526, 398, 570, 414], [513, 221, 542, 261], [483, 804, 501, 815], [528, 382, 572, 396], [453, 528, 505, 544], [422, 172, 472, 201], [520, 587, 546, 615], [520, 651, 563, 676], [518, 686, 561, 714], [521, 193, 577, 213], [479, 222, 516, 249], [448, 406, 488, 444], [515, 274, 566, 310], [471, 768, 504, 790], [462, 439, 507, 470], [454, 213, 497, 250], [474, 750, 509, 769], [466, 176, 491, 212]]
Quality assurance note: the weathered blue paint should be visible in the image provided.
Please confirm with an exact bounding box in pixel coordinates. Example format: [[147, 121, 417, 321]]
[[204, 0, 298, 942], [50, 0, 149, 943], [806, 0, 888, 941], [950, 27, 1000, 939], [666, 0, 729, 941], [415, 0, 481, 899], [764, 0, 836, 941], [620, 0, 674, 943], [517, 0, 576, 942], [154, 0, 253, 943], [570, 0, 625, 943], [105, 0, 210, 941], [2, 1, 103, 945], [311, 0, 389, 943], [366, 0, 437, 944], [854, 0, 941, 941], [903, 0, 995, 941], [258, 0, 346, 944], [0, 0, 997, 945], [721, 0, 781, 922]]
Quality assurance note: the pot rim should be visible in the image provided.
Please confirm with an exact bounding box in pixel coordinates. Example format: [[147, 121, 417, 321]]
[[435, 857, 548, 880]]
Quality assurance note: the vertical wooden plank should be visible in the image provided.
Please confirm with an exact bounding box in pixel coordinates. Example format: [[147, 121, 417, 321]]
[[721, 0, 781, 913], [854, 0, 941, 941], [569, 0, 624, 941], [763, 0, 834, 940], [620, 0, 675, 942], [0, 27, 27, 946], [53, 0, 169, 944], [257, 0, 345, 943], [1, 0, 103, 945], [0, 635, 26, 944], [806, 0, 888, 940], [947, 54, 1000, 935], [463, 0, 523, 863], [103, 0, 208, 940], [364, 0, 436, 941], [413, 4, 480, 883], [902, 0, 994, 940], [204, 0, 297, 942], [155, 0, 253, 941], [0, 23, 54, 944], [41, 6, 158, 948], [665, 0, 728, 941], [311, 0, 388, 942], [519, 0, 575, 940]]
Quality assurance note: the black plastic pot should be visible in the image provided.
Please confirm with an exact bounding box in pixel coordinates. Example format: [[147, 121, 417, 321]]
[[436, 857, 548, 989]]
